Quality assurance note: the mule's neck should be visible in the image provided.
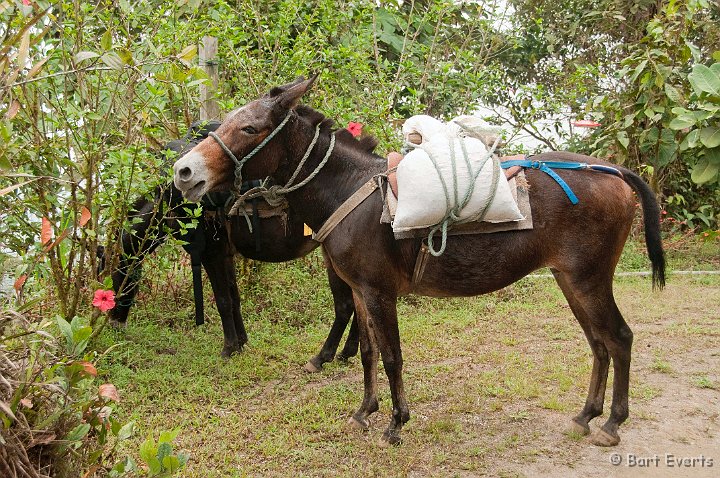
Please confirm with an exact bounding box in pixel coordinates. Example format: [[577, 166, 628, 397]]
[[277, 121, 385, 232]]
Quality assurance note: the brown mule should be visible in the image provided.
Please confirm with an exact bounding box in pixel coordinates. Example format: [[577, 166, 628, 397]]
[[172, 77, 665, 446]]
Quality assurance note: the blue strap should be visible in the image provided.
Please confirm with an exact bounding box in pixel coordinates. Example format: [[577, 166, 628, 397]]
[[501, 157, 623, 205], [501, 158, 579, 205], [538, 163, 579, 204]]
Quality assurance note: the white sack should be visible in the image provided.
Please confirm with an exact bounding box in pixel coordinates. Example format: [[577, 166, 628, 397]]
[[392, 115, 524, 233]]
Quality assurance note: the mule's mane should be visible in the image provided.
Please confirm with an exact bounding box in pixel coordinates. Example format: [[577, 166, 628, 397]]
[[295, 105, 379, 154]]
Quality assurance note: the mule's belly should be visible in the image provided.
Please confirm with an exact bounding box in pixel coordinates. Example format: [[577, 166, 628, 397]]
[[401, 231, 545, 297]]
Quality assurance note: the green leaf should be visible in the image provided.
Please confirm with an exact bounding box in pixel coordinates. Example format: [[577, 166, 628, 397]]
[[157, 442, 172, 463], [622, 113, 636, 128], [139, 435, 157, 464], [664, 83, 682, 104], [0, 154, 10, 172], [119, 0, 132, 14], [699, 127, 720, 148], [101, 30, 113, 51], [147, 457, 162, 475], [711, 62, 720, 77], [688, 64, 720, 97], [101, 52, 124, 70], [117, 421, 136, 441], [177, 45, 196, 62], [103, 276, 113, 289], [74, 51, 99, 64], [162, 455, 180, 473], [630, 59, 648, 83], [158, 429, 179, 444], [71, 321, 92, 356], [713, 52, 720, 62], [616, 131, 629, 149], [110, 417, 122, 436], [117, 48, 133, 65], [680, 129, 700, 151], [65, 423, 91, 442], [691, 150, 720, 184], [668, 116, 695, 130], [55, 316, 73, 347]]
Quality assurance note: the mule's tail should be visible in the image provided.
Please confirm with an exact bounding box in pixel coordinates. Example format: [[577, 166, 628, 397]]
[[620, 168, 666, 290]]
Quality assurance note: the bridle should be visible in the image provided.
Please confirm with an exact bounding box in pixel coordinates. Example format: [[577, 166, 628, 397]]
[[207, 110, 336, 214], [208, 111, 293, 193]]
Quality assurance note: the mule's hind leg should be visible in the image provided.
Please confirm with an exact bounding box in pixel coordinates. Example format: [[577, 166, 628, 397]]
[[337, 315, 359, 361], [552, 269, 609, 435], [305, 265, 356, 372], [225, 256, 248, 349], [592, 299, 633, 447], [553, 270, 632, 446], [203, 250, 244, 358]]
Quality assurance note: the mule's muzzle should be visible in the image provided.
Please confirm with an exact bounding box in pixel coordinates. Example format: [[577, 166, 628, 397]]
[[173, 151, 210, 202]]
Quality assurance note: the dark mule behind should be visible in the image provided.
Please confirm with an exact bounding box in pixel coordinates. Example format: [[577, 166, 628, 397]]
[[172, 77, 665, 447], [109, 121, 359, 368]]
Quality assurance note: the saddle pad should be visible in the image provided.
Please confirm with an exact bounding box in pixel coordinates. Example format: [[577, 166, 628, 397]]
[[381, 171, 533, 239]]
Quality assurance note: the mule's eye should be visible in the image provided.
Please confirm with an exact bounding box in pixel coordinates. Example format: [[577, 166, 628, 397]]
[[242, 126, 257, 134]]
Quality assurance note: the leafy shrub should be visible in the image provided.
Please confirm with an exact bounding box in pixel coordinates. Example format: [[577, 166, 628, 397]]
[[1, 311, 188, 477]]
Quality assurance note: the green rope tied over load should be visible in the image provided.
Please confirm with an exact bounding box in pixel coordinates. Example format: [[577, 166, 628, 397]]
[[407, 135, 501, 256]]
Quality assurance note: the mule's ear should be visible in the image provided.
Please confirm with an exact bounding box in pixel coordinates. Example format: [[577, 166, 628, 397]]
[[271, 74, 318, 111], [268, 76, 306, 97]]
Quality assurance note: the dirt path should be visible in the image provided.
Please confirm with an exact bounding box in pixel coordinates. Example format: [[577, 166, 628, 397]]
[[498, 279, 719, 478]]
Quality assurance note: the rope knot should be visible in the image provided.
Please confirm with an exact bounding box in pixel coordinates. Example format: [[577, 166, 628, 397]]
[[263, 185, 289, 208]]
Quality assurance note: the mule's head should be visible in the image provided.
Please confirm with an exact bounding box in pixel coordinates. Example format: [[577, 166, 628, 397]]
[[173, 76, 317, 201]]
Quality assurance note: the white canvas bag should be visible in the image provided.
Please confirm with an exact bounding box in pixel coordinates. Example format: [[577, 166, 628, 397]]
[[392, 115, 524, 233]]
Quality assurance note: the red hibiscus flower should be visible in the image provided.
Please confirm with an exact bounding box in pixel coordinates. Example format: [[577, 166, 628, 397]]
[[92, 289, 116, 312], [572, 119, 601, 128], [347, 122, 363, 137]]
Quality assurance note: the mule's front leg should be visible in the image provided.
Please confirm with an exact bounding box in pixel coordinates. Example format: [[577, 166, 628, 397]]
[[348, 292, 379, 429], [365, 291, 410, 445]]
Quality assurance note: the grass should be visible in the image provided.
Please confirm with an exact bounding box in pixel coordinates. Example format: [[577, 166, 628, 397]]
[[93, 238, 720, 477]]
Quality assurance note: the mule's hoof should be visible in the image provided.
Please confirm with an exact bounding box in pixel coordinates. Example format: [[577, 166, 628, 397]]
[[109, 319, 127, 329], [303, 360, 322, 373], [379, 431, 402, 447], [220, 344, 242, 359], [347, 415, 369, 430], [590, 428, 620, 447], [336, 351, 356, 362], [566, 419, 590, 436]]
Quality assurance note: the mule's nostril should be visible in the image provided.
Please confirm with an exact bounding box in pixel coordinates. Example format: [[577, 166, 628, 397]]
[[179, 167, 193, 181]]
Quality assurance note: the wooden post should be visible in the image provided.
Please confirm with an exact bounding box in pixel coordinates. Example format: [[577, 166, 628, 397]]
[[199, 36, 220, 121]]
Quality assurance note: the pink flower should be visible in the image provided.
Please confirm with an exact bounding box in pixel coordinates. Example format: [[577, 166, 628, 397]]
[[572, 119, 601, 128], [347, 122, 363, 137], [22, 0, 31, 5], [92, 289, 116, 312]]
